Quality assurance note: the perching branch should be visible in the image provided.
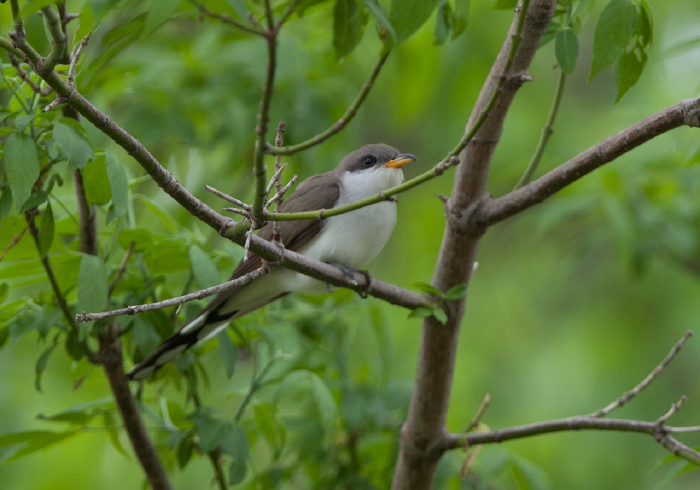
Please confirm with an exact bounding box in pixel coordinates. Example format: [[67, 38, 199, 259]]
[[76, 266, 270, 323]]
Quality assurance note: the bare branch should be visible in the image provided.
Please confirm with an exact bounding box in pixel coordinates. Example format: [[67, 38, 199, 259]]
[[591, 331, 693, 418], [97, 323, 173, 490], [655, 396, 688, 426], [475, 97, 700, 231], [205, 184, 251, 210], [514, 69, 567, 188], [441, 416, 700, 467], [464, 394, 492, 433], [76, 267, 269, 323]]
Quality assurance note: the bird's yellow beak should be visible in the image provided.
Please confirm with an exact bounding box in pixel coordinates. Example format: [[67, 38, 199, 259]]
[[383, 153, 417, 168]]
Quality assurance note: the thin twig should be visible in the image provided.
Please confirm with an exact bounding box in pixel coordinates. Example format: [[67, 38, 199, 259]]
[[205, 185, 251, 210], [590, 331, 693, 418], [251, 8, 279, 222], [0, 226, 28, 261], [514, 69, 567, 189], [463, 394, 491, 433], [76, 267, 269, 323], [8, 53, 52, 95], [109, 242, 136, 296], [655, 396, 688, 426], [67, 31, 91, 88], [266, 50, 392, 155], [187, 0, 266, 36]]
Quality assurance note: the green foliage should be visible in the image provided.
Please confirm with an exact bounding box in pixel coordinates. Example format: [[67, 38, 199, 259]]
[[0, 0, 698, 489], [590, 0, 653, 100]]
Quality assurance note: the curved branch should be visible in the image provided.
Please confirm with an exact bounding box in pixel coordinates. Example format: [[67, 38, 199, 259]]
[[266, 50, 391, 156]]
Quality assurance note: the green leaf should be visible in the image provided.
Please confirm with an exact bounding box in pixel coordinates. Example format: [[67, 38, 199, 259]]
[[452, 0, 470, 39], [4, 131, 40, 209], [333, 0, 366, 58], [105, 153, 129, 223], [176, 434, 194, 468], [432, 306, 448, 325], [188, 245, 219, 289], [364, 0, 397, 45], [34, 342, 57, 392], [389, 0, 441, 44], [410, 281, 443, 296], [83, 155, 112, 206], [444, 283, 468, 300], [434, 0, 451, 45], [638, 0, 653, 46], [555, 28, 578, 74], [222, 426, 248, 485], [589, 0, 638, 80], [132, 316, 162, 355], [408, 305, 434, 318], [38, 202, 55, 256], [0, 430, 79, 463], [217, 330, 237, 379], [615, 49, 644, 102], [18, 191, 48, 213], [510, 454, 551, 490], [53, 118, 95, 170], [77, 255, 109, 336]]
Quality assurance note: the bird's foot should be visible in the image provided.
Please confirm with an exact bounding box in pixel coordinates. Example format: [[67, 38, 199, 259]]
[[327, 263, 372, 298]]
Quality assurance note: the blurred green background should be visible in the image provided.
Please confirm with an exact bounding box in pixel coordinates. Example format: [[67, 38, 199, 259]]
[[1, 0, 700, 488]]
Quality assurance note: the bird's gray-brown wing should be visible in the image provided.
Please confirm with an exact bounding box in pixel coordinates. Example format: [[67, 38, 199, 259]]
[[126, 172, 340, 380], [199, 171, 340, 315]]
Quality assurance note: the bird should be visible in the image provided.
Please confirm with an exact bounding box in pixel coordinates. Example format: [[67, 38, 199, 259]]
[[127, 143, 416, 380]]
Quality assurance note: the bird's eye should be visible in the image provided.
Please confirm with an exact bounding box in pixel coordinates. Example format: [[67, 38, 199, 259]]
[[362, 155, 376, 167]]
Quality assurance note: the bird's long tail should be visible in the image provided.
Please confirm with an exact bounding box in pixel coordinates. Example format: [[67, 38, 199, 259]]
[[127, 312, 233, 380]]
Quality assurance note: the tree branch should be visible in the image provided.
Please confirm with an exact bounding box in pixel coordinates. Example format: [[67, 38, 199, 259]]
[[251, 4, 279, 222], [474, 97, 700, 231], [440, 416, 700, 466], [97, 323, 173, 490], [76, 266, 270, 323]]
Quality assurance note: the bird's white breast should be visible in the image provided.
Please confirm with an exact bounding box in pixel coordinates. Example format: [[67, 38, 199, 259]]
[[289, 166, 403, 293]]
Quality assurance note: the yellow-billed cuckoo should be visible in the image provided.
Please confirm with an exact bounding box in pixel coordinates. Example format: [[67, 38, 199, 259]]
[[128, 144, 416, 380]]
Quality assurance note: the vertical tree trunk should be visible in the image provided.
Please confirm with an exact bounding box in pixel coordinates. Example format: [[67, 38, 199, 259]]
[[392, 2, 556, 487]]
